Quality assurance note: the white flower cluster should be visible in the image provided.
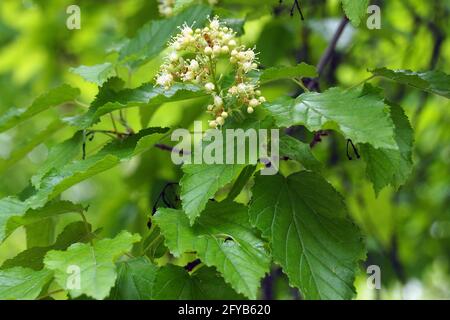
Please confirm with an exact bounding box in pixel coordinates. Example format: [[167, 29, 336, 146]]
[[155, 17, 265, 128], [158, 0, 218, 17]]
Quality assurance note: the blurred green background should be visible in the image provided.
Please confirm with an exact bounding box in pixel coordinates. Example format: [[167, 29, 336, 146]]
[[0, 0, 449, 299]]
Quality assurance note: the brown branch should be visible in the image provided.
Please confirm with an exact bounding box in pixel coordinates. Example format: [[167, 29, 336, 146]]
[[307, 16, 349, 90]]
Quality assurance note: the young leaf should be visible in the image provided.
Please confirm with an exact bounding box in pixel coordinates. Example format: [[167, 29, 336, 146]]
[[180, 164, 245, 224], [341, 0, 369, 27], [371, 68, 450, 99], [110, 257, 158, 300], [0, 84, 80, 133], [259, 63, 318, 84], [361, 102, 414, 194], [2, 221, 95, 271], [44, 231, 141, 300], [249, 171, 366, 300], [264, 87, 397, 150], [153, 265, 245, 300], [70, 63, 116, 86], [279, 135, 323, 172], [154, 201, 270, 299], [119, 5, 211, 67], [0, 267, 53, 300]]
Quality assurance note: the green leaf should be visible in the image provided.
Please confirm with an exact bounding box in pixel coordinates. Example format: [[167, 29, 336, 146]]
[[0, 120, 64, 175], [180, 164, 245, 224], [259, 63, 318, 84], [31, 131, 84, 189], [110, 257, 158, 300], [0, 128, 167, 243], [5, 200, 85, 240], [249, 172, 365, 299], [341, 0, 369, 27], [264, 87, 397, 150], [44, 231, 141, 300], [361, 102, 414, 194], [153, 265, 245, 300], [226, 165, 256, 200], [154, 201, 270, 299], [70, 63, 116, 86], [0, 267, 53, 300], [371, 68, 450, 99], [0, 197, 28, 243], [279, 135, 323, 172], [67, 82, 206, 129], [23, 127, 168, 210], [119, 5, 211, 67], [0, 84, 80, 133], [2, 221, 95, 271]]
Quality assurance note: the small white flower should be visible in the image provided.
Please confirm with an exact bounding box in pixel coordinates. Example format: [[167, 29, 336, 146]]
[[214, 95, 223, 107], [169, 51, 178, 62], [210, 19, 220, 30], [221, 46, 229, 53], [221, 111, 228, 118], [189, 59, 199, 71], [259, 96, 266, 103], [247, 107, 254, 114], [156, 73, 173, 87], [205, 82, 215, 92], [249, 98, 259, 107]]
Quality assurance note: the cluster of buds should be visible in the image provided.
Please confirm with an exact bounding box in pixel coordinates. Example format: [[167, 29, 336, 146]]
[[158, 0, 219, 17], [155, 16, 265, 128]]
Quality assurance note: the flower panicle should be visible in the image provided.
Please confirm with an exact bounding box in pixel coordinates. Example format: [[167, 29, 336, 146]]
[[155, 16, 266, 128]]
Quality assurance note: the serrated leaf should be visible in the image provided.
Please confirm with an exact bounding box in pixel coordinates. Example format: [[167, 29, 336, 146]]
[[279, 135, 323, 172], [249, 172, 365, 299], [119, 5, 211, 67], [154, 201, 270, 299], [264, 87, 397, 150], [110, 257, 158, 300], [259, 63, 318, 84], [180, 164, 245, 224], [2, 221, 94, 270], [70, 63, 116, 86], [341, 0, 369, 27], [44, 231, 141, 300], [0, 267, 53, 300], [153, 265, 245, 300], [0, 84, 80, 133], [361, 102, 414, 194], [371, 68, 450, 99], [67, 82, 205, 129]]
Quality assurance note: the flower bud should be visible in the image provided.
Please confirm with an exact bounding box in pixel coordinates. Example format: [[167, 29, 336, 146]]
[[249, 98, 259, 107], [214, 95, 223, 107], [205, 82, 215, 92], [204, 46, 213, 55], [221, 111, 228, 118], [216, 116, 225, 125], [247, 107, 254, 114]]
